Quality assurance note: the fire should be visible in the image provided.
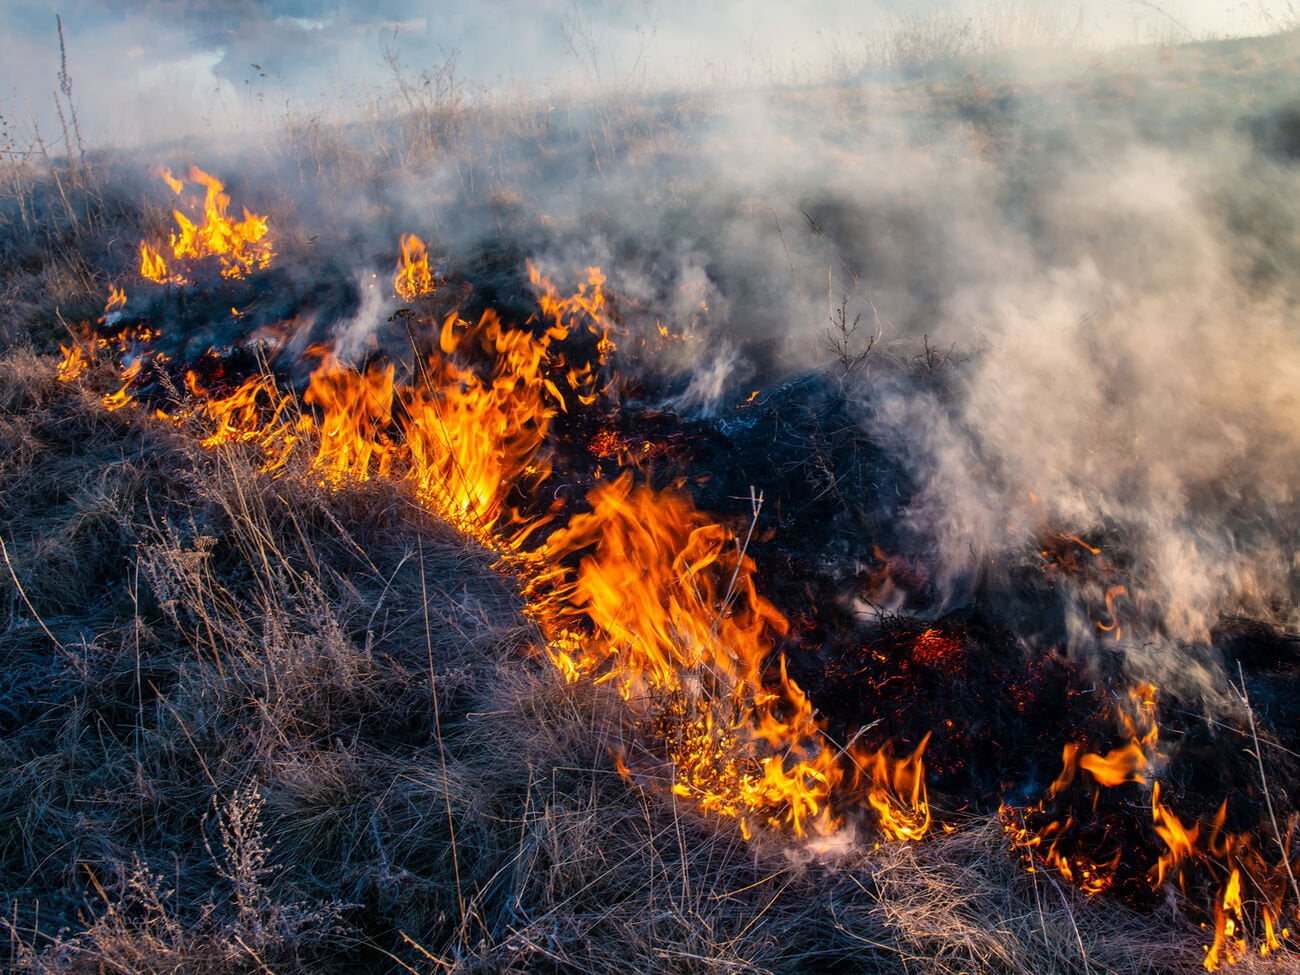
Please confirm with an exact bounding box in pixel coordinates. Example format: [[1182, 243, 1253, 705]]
[[103, 359, 143, 411], [405, 308, 566, 536], [304, 351, 398, 486], [160, 165, 183, 195], [1004, 682, 1292, 969], [46, 163, 1300, 969], [75, 226, 938, 844], [186, 371, 302, 469], [105, 284, 127, 314], [139, 241, 185, 286], [1206, 868, 1247, 970], [525, 473, 847, 836], [57, 341, 92, 382], [1150, 782, 1199, 888], [854, 733, 932, 842], [139, 166, 273, 284], [395, 233, 435, 301], [1095, 583, 1127, 640], [58, 285, 140, 382]]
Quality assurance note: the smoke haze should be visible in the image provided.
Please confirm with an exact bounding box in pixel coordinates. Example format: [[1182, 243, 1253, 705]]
[[2, 1, 1297, 145], [7, 1, 1300, 703]]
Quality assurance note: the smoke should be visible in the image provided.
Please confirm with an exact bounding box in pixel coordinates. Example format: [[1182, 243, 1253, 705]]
[[1, 1, 1296, 147], [8, 2, 1300, 704], [428, 20, 1300, 701]]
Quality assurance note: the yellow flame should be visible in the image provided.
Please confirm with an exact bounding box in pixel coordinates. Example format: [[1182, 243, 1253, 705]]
[[139, 165, 273, 284], [395, 233, 435, 301]]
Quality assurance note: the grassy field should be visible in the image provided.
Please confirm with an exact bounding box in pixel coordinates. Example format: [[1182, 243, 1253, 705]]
[[3, 22, 1300, 975]]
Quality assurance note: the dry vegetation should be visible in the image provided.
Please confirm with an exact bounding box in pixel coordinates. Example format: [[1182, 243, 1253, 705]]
[[1, 352, 1247, 974], [3, 22, 1300, 975]]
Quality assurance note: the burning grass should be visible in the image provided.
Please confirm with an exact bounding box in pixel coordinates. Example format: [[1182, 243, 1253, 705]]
[[0, 353, 1226, 975], [5, 232, 1294, 972]]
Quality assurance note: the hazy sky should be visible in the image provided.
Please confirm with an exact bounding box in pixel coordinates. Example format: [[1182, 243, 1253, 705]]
[[0, 0, 1294, 148]]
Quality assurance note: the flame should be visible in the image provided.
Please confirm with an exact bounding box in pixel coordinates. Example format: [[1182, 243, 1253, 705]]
[[140, 241, 186, 285], [1206, 869, 1247, 970], [854, 733, 933, 842], [105, 284, 127, 314], [159, 165, 183, 195], [139, 166, 273, 284], [395, 233, 435, 301], [49, 159, 1300, 963], [1079, 741, 1148, 787], [103, 359, 143, 411], [78, 239, 936, 846], [303, 351, 398, 486], [405, 309, 564, 536], [1095, 583, 1127, 640], [186, 371, 302, 468], [1151, 782, 1199, 888], [1005, 683, 1292, 968], [57, 285, 142, 381], [57, 341, 92, 382], [525, 473, 846, 836]]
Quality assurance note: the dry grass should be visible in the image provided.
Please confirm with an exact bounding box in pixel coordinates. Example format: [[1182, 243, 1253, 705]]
[[4, 26, 1300, 975]]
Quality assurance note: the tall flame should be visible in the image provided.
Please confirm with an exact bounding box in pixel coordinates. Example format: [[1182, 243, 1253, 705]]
[[139, 166, 273, 284], [395, 233, 435, 301]]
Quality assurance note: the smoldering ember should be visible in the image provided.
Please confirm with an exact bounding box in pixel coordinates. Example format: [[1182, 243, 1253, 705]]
[[3, 4, 1300, 974]]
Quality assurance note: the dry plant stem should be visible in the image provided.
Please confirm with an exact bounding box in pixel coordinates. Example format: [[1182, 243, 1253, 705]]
[[1236, 661, 1300, 908], [715, 486, 763, 631], [0, 534, 70, 656], [419, 535, 466, 943]]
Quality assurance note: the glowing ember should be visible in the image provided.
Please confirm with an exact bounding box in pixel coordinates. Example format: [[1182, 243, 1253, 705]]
[[910, 628, 963, 674]]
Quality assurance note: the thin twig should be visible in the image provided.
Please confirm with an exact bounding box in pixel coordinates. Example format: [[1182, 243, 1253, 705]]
[[1235, 662, 1300, 908], [0, 535, 70, 655], [419, 536, 467, 944]]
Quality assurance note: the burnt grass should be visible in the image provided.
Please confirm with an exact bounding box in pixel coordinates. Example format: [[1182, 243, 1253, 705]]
[[4, 28, 1300, 975]]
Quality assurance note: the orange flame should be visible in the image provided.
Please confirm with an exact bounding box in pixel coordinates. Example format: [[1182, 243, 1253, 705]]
[[56, 342, 91, 382], [1150, 782, 1199, 888], [304, 351, 398, 486], [1006, 682, 1291, 968], [105, 284, 127, 313], [103, 359, 143, 411], [159, 165, 183, 195], [86, 242, 934, 845], [1095, 583, 1127, 640], [140, 240, 187, 286], [855, 733, 933, 842], [526, 474, 843, 836], [58, 285, 139, 381]]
